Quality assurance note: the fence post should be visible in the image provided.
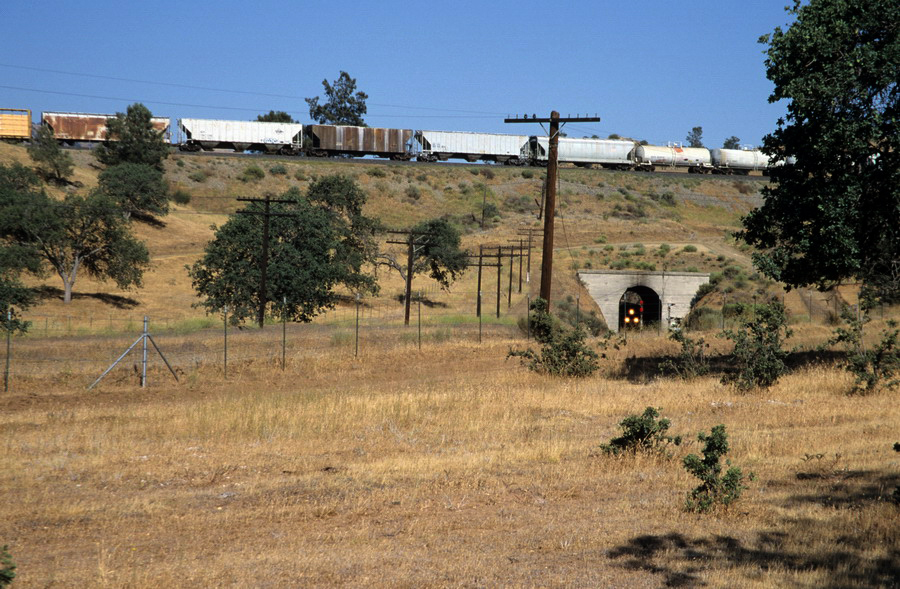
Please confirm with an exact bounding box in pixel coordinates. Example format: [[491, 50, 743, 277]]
[[282, 296, 287, 371], [417, 291, 422, 350], [478, 291, 483, 344], [355, 293, 360, 357], [4, 310, 11, 393], [527, 295, 531, 340], [223, 306, 229, 380], [141, 316, 148, 388]]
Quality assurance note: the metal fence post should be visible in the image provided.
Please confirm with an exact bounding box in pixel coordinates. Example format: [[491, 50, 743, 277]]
[[141, 316, 148, 388], [417, 291, 422, 350], [223, 306, 228, 379], [355, 293, 360, 357], [282, 296, 287, 371]]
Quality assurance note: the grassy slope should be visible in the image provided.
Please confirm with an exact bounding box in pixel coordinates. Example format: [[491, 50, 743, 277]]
[[1, 144, 897, 588]]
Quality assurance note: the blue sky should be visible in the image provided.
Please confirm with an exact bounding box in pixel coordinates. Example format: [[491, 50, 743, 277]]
[[3, 1, 795, 148]]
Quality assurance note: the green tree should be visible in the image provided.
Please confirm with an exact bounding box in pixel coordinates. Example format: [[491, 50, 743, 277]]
[[257, 110, 296, 123], [0, 189, 149, 304], [740, 0, 900, 305], [722, 136, 741, 150], [95, 103, 169, 170], [27, 125, 74, 183], [379, 218, 468, 291], [305, 71, 368, 126], [720, 302, 792, 391], [189, 178, 380, 326], [685, 126, 704, 148], [0, 164, 43, 332], [97, 163, 169, 223]]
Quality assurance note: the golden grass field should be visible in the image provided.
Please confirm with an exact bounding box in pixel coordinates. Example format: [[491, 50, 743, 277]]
[[0, 144, 897, 587]]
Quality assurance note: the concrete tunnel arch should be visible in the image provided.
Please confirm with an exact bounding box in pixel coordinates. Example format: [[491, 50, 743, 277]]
[[577, 270, 711, 332], [619, 285, 661, 330]]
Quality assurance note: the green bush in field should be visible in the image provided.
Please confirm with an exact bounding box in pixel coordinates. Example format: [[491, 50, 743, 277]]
[[683, 425, 754, 512], [240, 165, 265, 182], [601, 407, 682, 456]]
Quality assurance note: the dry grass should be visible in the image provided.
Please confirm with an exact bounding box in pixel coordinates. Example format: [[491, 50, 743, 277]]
[[1, 327, 898, 588]]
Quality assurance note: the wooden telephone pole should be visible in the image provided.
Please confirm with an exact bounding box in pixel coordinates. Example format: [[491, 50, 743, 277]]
[[505, 112, 600, 304]]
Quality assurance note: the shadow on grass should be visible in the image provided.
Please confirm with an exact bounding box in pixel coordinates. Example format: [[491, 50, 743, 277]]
[[607, 469, 900, 588], [392, 293, 450, 309], [621, 349, 846, 383], [34, 286, 140, 309]]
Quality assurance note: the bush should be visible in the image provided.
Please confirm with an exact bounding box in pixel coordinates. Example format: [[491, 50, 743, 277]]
[[269, 164, 287, 176], [600, 407, 682, 456], [405, 185, 421, 200], [240, 165, 265, 182], [690, 283, 716, 308], [0, 545, 14, 587], [172, 189, 192, 205], [660, 329, 710, 379], [682, 244, 698, 253], [521, 169, 534, 179], [508, 298, 600, 377], [480, 168, 495, 180], [827, 307, 899, 395], [188, 170, 208, 183], [683, 425, 754, 512], [720, 302, 792, 391]]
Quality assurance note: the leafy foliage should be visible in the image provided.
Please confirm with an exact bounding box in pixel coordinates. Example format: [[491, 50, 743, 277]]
[[94, 103, 169, 170], [827, 307, 899, 395], [27, 125, 74, 182], [740, 0, 900, 304], [306, 71, 369, 127], [97, 163, 169, 222], [720, 302, 792, 391], [508, 298, 601, 378], [408, 218, 468, 290], [189, 177, 379, 325], [660, 329, 710, 379], [685, 126, 704, 148], [0, 165, 43, 329], [722, 136, 741, 150], [257, 110, 296, 123], [0, 545, 14, 587], [0, 187, 149, 304], [305, 71, 368, 126], [683, 425, 754, 512], [601, 407, 682, 456]]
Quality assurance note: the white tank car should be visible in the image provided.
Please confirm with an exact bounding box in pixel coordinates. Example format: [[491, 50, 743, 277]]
[[710, 148, 768, 174], [635, 143, 712, 173], [531, 137, 635, 168]]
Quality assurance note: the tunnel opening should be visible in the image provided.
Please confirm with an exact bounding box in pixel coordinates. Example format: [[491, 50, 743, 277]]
[[618, 286, 661, 330]]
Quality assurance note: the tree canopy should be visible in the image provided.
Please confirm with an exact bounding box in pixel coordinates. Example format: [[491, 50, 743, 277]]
[[0, 183, 149, 304], [685, 126, 704, 148], [0, 165, 43, 331], [305, 71, 368, 126], [27, 125, 74, 183], [97, 162, 170, 223], [189, 176, 380, 326], [723, 136, 741, 150], [94, 103, 169, 170], [257, 111, 296, 123], [739, 0, 900, 305]]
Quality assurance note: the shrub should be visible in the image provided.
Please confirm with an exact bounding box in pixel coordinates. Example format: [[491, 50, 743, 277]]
[[521, 169, 534, 179], [594, 234, 608, 244], [0, 546, 14, 588], [660, 329, 710, 379], [827, 307, 899, 395], [366, 167, 386, 178], [172, 189, 191, 205], [188, 170, 208, 183], [657, 243, 671, 257], [482, 202, 500, 220], [690, 283, 716, 308], [683, 425, 754, 512], [176, 159, 185, 168], [480, 168, 495, 180], [240, 165, 265, 182], [682, 244, 698, 253], [508, 298, 600, 377], [405, 185, 421, 201], [720, 302, 792, 391], [269, 164, 287, 175], [600, 407, 682, 456]]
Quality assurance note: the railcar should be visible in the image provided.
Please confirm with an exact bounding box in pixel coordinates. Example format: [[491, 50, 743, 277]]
[[634, 143, 713, 173], [305, 125, 412, 159], [710, 147, 769, 175], [42, 112, 171, 144], [530, 136, 636, 169], [179, 119, 303, 154], [0, 109, 32, 141], [415, 130, 529, 164]]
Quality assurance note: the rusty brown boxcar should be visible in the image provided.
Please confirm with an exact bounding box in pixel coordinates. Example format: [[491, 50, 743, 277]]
[[42, 112, 171, 143], [306, 125, 412, 159], [0, 109, 32, 141]]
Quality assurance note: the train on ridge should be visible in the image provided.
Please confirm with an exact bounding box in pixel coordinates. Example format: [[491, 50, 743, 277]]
[[1, 108, 782, 175]]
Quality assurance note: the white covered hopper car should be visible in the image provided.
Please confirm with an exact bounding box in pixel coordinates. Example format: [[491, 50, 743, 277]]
[[415, 130, 529, 164], [531, 137, 636, 169], [178, 119, 303, 154]]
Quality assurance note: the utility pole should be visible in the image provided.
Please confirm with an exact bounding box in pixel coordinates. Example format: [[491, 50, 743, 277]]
[[237, 195, 299, 328], [386, 229, 436, 325], [506, 112, 600, 305]]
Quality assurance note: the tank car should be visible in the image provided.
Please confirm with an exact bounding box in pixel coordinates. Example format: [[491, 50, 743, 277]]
[[179, 119, 303, 154], [42, 112, 171, 144], [634, 143, 712, 173], [710, 148, 768, 174], [530, 137, 636, 169], [415, 130, 529, 164]]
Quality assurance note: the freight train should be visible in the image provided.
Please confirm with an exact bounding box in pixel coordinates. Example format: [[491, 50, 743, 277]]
[[1, 108, 783, 175]]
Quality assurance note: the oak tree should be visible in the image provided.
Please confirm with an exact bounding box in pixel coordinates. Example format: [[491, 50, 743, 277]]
[[305, 71, 368, 126], [95, 103, 169, 170], [27, 125, 74, 183], [740, 0, 900, 305]]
